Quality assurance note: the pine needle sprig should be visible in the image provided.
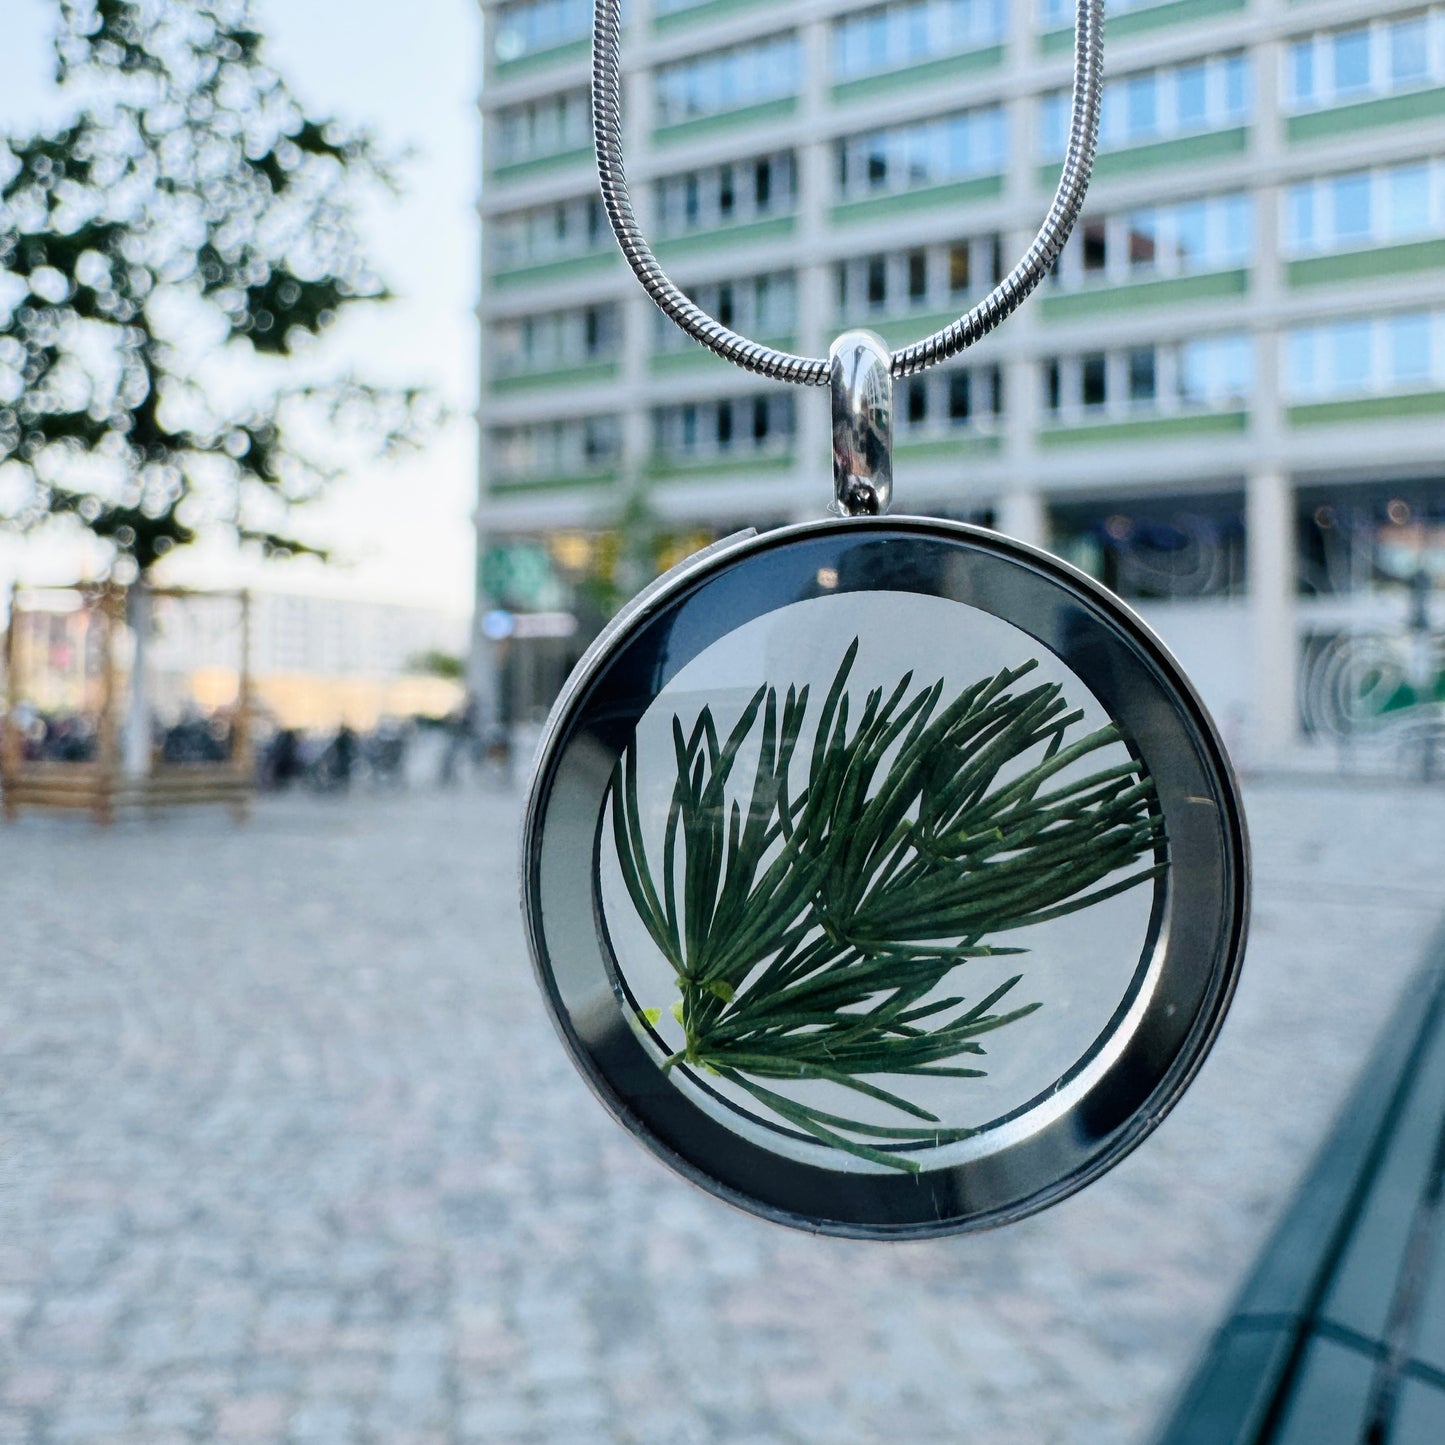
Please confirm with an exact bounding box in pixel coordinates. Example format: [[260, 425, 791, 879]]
[[608, 640, 1167, 1171]]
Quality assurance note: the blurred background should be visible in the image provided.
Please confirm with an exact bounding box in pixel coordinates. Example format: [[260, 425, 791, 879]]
[[471, 0, 1445, 780], [2, 1, 1444, 1443]]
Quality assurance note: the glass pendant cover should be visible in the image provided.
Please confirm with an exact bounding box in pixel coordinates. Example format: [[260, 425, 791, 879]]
[[521, 518, 1248, 1237]]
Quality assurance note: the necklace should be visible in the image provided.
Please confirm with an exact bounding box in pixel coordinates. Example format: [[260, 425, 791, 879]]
[[520, 0, 1249, 1238]]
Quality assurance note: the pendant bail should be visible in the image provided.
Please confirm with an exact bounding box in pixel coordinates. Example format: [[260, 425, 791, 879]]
[[829, 330, 893, 517]]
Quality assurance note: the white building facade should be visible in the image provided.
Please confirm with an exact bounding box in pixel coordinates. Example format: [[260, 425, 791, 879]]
[[476, 0, 1445, 767]]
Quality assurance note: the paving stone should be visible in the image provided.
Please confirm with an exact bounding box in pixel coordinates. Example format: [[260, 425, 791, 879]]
[[287, 1401, 358, 1444], [0, 1372, 59, 1410], [212, 1394, 289, 1439], [0, 782, 1440, 1445], [47, 1404, 132, 1440], [456, 1395, 534, 1437], [136, 1396, 209, 1432]]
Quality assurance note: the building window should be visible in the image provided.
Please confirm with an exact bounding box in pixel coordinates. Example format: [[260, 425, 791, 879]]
[[491, 416, 621, 482], [949, 244, 971, 294], [1286, 11, 1445, 113], [653, 395, 796, 462], [1128, 347, 1157, 403], [1298, 483, 1445, 599], [1286, 311, 1444, 401], [1178, 334, 1253, 406], [833, 0, 1005, 82], [1393, 313, 1434, 382], [493, 305, 620, 376], [654, 272, 797, 352], [837, 106, 1007, 200], [893, 365, 1003, 436], [1284, 160, 1442, 256], [1128, 212, 1158, 268], [1050, 194, 1252, 288], [908, 250, 928, 302], [1038, 53, 1251, 159], [1125, 74, 1159, 138], [1051, 494, 1248, 601], [495, 90, 591, 167], [1037, 0, 1190, 24], [583, 418, 615, 464], [948, 372, 971, 420], [494, 0, 593, 62], [835, 235, 1003, 317], [492, 195, 608, 270], [657, 152, 797, 236], [655, 34, 800, 126], [867, 257, 888, 309], [1044, 336, 1253, 419]]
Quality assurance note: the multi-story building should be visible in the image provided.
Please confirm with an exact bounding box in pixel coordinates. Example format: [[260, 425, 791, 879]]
[[156, 592, 470, 728], [475, 0, 1445, 766]]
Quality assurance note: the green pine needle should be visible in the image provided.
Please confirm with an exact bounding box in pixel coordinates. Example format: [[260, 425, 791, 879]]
[[609, 640, 1167, 1172]]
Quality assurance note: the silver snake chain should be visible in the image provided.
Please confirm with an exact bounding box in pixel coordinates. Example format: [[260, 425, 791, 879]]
[[591, 0, 1104, 384]]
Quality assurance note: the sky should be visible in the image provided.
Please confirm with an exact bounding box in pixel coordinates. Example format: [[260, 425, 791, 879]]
[[0, 0, 482, 617]]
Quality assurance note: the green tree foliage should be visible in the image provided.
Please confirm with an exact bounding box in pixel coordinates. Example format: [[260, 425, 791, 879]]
[[406, 648, 464, 681], [0, 0, 434, 576]]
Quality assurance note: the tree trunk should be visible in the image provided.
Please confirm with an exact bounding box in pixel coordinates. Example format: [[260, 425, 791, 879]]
[[121, 578, 152, 779]]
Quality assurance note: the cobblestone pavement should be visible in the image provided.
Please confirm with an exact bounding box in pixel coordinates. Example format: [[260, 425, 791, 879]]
[[1, 777, 1442, 1445]]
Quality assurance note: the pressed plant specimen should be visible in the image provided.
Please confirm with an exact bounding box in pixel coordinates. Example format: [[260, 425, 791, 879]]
[[608, 639, 1166, 1171]]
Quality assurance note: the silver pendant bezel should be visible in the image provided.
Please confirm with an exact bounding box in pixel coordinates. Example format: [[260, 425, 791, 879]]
[[520, 517, 1249, 1238]]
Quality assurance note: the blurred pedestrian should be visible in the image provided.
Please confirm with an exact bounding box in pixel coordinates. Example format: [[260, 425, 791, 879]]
[[331, 724, 357, 791], [368, 718, 408, 787], [440, 695, 479, 787], [266, 728, 301, 789]]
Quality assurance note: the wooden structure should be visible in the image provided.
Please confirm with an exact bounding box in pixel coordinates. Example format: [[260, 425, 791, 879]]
[[2, 582, 254, 824]]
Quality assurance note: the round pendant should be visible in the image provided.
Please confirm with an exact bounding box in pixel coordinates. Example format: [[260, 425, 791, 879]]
[[521, 518, 1248, 1238]]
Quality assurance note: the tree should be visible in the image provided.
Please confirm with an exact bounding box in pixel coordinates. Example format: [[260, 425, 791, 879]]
[[0, 0, 432, 580], [406, 648, 464, 682]]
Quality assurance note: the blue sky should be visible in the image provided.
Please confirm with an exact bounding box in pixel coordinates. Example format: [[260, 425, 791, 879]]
[[0, 0, 482, 615]]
